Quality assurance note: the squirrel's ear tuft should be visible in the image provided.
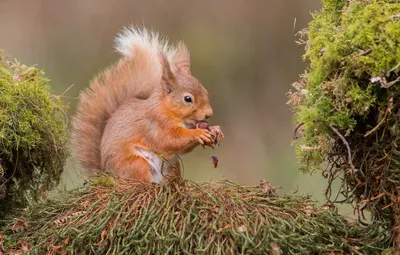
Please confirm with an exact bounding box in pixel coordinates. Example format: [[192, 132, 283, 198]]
[[172, 42, 191, 74], [159, 51, 176, 93]]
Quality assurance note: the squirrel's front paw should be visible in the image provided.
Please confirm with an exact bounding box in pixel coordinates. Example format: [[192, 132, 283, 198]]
[[209, 126, 224, 147], [192, 129, 213, 145], [195, 121, 224, 148]]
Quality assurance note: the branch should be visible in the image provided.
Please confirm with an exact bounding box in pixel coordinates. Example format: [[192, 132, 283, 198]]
[[293, 122, 305, 139], [314, 120, 357, 174]]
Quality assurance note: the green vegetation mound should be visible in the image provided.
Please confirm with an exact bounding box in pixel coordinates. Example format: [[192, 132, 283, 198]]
[[287, 0, 400, 248], [0, 53, 69, 218], [2, 177, 386, 254]]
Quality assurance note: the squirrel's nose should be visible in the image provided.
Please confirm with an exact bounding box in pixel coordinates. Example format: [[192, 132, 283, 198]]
[[205, 108, 213, 119]]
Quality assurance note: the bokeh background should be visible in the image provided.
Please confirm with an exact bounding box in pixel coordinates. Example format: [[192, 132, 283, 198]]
[[1, 0, 349, 211]]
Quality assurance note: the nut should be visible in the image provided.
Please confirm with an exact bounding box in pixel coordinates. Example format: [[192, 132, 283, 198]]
[[196, 121, 210, 130]]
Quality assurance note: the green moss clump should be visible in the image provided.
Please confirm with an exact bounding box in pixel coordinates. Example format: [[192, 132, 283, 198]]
[[0, 53, 69, 218], [1, 178, 388, 254], [89, 172, 117, 187], [288, 0, 400, 249]]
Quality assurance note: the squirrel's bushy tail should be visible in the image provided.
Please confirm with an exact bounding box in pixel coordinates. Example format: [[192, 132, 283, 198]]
[[71, 26, 179, 172]]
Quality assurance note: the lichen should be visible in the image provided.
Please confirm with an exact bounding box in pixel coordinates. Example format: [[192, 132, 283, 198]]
[[0, 53, 69, 218], [288, 0, 400, 249]]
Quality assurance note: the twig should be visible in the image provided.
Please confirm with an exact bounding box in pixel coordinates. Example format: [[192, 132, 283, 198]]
[[386, 62, 400, 76], [357, 48, 371, 56], [358, 192, 386, 205], [381, 203, 393, 210], [364, 113, 388, 137], [292, 122, 305, 139], [382, 76, 400, 88], [60, 84, 75, 97], [389, 12, 400, 20], [365, 94, 393, 137], [314, 120, 356, 173]]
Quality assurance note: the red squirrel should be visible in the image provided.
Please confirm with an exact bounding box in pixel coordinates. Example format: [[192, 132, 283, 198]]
[[71, 26, 223, 182]]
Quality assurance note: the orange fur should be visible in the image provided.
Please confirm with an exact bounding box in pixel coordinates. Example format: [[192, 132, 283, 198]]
[[114, 155, 153, 182], [71, 27, 215, 182]]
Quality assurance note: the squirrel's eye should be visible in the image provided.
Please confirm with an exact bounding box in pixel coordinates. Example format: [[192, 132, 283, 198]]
[[184, 96, 193, 103]]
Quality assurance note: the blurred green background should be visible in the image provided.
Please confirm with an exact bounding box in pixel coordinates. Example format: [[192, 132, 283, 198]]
[[0, 0, 350, 214]]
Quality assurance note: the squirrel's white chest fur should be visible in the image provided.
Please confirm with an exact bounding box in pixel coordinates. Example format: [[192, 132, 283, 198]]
[[136, 148, 168, 183]]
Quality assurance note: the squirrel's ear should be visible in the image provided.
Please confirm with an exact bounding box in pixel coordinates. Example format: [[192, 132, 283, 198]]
[[172, 42, 191, 74], [159, 51, 176, 94]]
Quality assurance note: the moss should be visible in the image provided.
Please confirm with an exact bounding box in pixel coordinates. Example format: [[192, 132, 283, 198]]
[[0, 53, 69, 218], [288, 0, 400, 249], [90, 173, 117, 187], [1, 178, 388, 254]]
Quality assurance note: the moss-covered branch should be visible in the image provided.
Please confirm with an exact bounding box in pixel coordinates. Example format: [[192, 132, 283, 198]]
[[288, 0, 400, 249], [0, 53, 69, 218]]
